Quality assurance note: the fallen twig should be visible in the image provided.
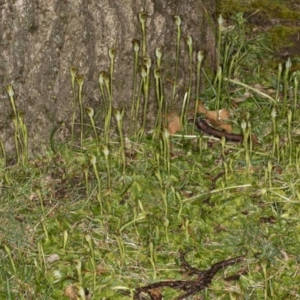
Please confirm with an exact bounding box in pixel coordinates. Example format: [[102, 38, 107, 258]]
[[134, 250, 246, 300]]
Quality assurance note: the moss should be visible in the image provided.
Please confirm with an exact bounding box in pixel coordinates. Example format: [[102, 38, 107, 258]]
[[250, 0, 300, 20], [217, 0, 300, 69], [217, 0, 300, 20], [268, 25, 300, 49], [216, 0, 251, 16]]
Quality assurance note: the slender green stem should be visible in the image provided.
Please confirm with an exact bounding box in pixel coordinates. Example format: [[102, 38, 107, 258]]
[[186, 35, 193, 115], [141, 57, 151, 135], [275, 63, 282, 102], [5, 85, 17, 116], [164, 216, 169, 243], [154, 68, 163, 138], [215, 66, 222, 111], [274, 134, 280, 161], [4, 245, 16, 274], [70, 66, 77, 143], [193, 51, 204, 134], [11, 115, 20, 165], [85, 234, 95, 264], [268, 160, 273, 189], [75, 259, 83, 285], [63, 230, 69, 251], [117, 237, 126, 267], [103, 146, 111, 195], [262, 262, 270, 300], [154, 48, 164, 138], [115, 109, 126, 174], [0, 137, 6, 168], [99, 71, 108, 113], [139, 12, 147, 57], [216, 15, 224, 70], [130, 40, 140, 134], [293, 72, 299, 120], [148, 241, 156, 279], [221, 136, 226, 158], [37, 241, 46, 271], [172, 15, 181, 108], [86, 107, 99, 154], [90, 154, 103, 213], [162, 128, 170, 175], [18, 111, 28, 165], [76, 75, 84, 149], [287, 110, 292, 164], [155, 155, 163, 189], [36, 188, 45, 216], [85, 234, 96, 288], [155, 47, 162, 69], [174, 188, 183, 221], [180, 92, 188, 131], [241, 119, 250, 174], [282, 58, 291, 116], [108, 48, 116, 98], [271, 106, 277, 138], [6, 85, 22, 164], [104, 74, 112, 145], [135, 77, 143, 136], [84, 167, 89, 195]]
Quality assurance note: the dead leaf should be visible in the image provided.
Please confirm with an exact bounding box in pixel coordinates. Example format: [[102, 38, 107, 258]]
[[232, 91, 251, 104], [96, 263, 109, 275], [46, 253, 60, 263], [197, 102, 232, 133], [148, 288, 163, 300], [167, 111, 181, 134], [64, 285, 77, 300]]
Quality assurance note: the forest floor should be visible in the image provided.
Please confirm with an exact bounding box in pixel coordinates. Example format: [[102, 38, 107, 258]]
[[1, 2, 300, 300]]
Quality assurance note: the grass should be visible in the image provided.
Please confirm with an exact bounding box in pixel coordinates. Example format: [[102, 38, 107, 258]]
[[1, 11, 300, 300]]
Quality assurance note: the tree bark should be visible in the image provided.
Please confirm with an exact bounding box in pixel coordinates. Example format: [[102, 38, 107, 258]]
[[0, 0, 216, 158]]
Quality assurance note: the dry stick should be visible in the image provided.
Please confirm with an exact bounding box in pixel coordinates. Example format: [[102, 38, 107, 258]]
[[134, 250, 245, 300], [195, 118, 243, 142]]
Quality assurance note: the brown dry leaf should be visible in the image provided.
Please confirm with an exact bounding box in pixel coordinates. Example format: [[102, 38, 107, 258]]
[[254, 265, 262, 272], [198, 102, 232, 133], [167, 111, 181, 134], [96, 263, 109, 275], [148, 288, 163, 300], [64, 285, 77, 300], [232, 91, 251, 104]]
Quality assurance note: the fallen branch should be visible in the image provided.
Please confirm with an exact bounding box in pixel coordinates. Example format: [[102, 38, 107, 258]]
[[134, 250, 246, 300], [195, 118, 243, 142]]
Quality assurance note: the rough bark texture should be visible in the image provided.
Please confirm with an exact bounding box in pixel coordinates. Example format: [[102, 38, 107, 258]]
[[0, 0, 216, 157]]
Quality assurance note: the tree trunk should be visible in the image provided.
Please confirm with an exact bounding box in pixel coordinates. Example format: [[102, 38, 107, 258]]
[[0, 0, 216, 158]]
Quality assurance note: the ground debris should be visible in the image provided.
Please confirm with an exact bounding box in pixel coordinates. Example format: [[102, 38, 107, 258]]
[[134, 250, 246, 300]]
